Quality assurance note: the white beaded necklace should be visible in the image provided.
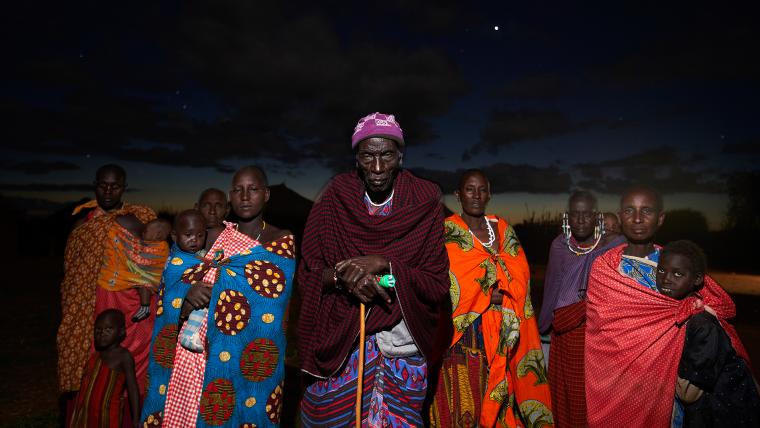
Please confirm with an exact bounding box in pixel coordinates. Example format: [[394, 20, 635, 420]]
[[365, 190, 394, 207], [470, 217, 496, 248]]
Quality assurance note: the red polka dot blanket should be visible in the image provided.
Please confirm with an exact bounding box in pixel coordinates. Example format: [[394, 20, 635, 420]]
[[584, 244, 748, 428]]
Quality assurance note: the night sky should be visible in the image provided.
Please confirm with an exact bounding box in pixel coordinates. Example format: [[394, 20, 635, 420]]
[[3, 1, 759, 228]]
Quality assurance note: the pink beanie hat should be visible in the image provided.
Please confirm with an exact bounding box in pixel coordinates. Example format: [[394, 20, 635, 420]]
[[351, 112, 404, 149]]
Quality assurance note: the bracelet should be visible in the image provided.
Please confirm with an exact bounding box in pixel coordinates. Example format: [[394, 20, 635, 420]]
[[332, 266, 342, 290], [377, 274, 396, 288], [378, 260, 395, 288]]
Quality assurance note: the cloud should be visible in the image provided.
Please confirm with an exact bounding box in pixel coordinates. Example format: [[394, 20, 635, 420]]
[[575, 166, 725, 195], [573, 147, 725, 194], [169, 2, 468, 170], [1, 160, 80, 175], [0, 194, 68, 215], [418, 147, 726, 196], [0, 183, 93, 192], [722, 139, 760, 155], [411, 163, 572, 194], [591, 5, 760, 88], [579, 146, 679, 169], [464, 109, 601, 158], [2, 1, 468, 173], [499, 73, 573, 101], [0, 183, 140, 193]]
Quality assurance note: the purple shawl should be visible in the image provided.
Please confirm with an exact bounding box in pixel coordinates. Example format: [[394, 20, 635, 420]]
[[538, 234, 625, 334]]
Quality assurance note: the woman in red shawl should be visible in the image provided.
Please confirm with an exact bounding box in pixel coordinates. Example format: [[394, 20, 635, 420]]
[[430, 170, 553, 428], [585, 186, 748, 428], [298, 113, 450, 427]]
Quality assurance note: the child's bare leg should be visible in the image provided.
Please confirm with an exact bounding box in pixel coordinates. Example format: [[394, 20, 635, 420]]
[[132, 288, 152, 322]]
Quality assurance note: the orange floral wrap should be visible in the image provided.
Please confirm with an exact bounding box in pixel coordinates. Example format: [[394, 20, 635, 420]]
[[56, 201, 155, 392], [444, 214, 553, 427], [97, 223, 169, 292]]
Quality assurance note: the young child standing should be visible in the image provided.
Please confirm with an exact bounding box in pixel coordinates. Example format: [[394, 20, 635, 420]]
[[70, 309, 140, 428], [656, 240, 760, 427], [114, 215, 171, 321]]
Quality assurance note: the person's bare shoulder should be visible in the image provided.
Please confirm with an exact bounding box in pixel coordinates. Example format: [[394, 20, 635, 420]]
[[261, 223, 292, 243], [116, 214, 144, 238], [115, 346, 135, 371]]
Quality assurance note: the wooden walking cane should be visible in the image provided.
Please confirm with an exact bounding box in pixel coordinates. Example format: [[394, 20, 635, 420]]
[[354, 270, 394, 427], [356, 302, 366, 427]]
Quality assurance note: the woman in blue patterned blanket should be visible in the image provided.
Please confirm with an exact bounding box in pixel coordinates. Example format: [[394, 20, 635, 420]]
[[141, 166, 296, 427]]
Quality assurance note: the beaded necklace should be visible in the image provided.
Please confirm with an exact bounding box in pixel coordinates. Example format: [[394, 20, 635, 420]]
[[469, 216, 496, 248], [364, 190, 394, 216]]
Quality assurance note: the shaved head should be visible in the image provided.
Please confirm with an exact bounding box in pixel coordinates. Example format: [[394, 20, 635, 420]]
[[95, 164, 126, 182], [233, 166, 268, 187], [198, 188, 227, 203], [568, 190, 597, 210], [173, 209, 205, 229], [458, 169, 489, 190], [96, 308, 126, 328], [620, 185, 663, 212]]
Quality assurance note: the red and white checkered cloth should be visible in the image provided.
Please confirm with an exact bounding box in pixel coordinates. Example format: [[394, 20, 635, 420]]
[[162, 222, 258, 428]]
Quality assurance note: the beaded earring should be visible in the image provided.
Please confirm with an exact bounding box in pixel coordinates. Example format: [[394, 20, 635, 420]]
[[594, 212, 605, 239], [562, 212, 571, 240]]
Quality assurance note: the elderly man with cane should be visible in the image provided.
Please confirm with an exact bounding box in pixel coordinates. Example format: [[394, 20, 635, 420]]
[[298, 112, 450, 427]]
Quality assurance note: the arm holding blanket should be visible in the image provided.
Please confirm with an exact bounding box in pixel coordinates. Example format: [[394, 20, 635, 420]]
[[179, 282, 213, 320]]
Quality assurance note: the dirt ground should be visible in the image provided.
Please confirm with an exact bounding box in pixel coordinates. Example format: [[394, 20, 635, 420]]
[[1, 258, 758, 427]]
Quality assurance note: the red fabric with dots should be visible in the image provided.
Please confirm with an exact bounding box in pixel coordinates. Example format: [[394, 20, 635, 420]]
[[584, 244, 747, 428]]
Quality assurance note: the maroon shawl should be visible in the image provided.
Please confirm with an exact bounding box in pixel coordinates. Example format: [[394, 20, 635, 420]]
[[297, 169, 450, 378]]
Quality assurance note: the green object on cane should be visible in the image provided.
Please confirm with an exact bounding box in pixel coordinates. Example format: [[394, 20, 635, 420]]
[[377, 274, 396, 288]]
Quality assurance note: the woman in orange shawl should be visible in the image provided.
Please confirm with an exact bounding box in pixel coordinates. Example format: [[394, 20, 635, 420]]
[[430, 170, 553, 428]]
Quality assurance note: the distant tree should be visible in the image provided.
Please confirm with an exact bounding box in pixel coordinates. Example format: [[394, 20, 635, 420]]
[[513, 211, 561, 266], [658, 209, 710, 246], [709, 171, 760, 273], [725, 171, 760, 232]]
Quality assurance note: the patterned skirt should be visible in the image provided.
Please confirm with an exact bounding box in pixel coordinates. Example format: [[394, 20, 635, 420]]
[[301, 335, 427, 427], [548, 300, 586, 428], [429, 317, 489, 427]]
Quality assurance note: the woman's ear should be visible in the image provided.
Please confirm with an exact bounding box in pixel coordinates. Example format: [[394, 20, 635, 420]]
[[454, 190, 460, 201]]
